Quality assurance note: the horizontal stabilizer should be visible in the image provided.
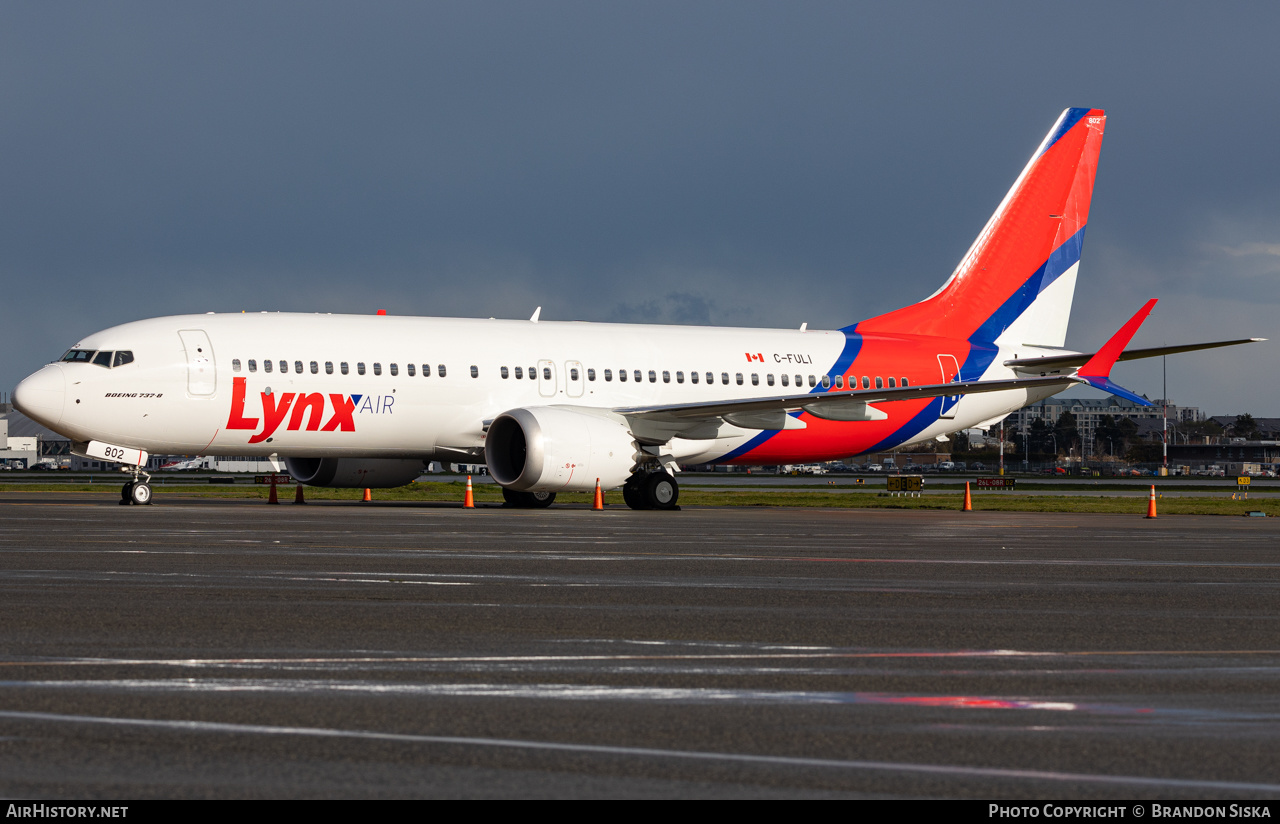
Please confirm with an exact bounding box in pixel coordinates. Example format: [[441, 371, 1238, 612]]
[[1004, 337, 1266, 370]]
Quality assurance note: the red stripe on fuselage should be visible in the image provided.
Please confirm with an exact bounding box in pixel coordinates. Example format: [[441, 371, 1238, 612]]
[[727, 334, 971, 463]]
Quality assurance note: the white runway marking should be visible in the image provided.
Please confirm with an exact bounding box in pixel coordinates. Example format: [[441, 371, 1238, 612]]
[[1, 709, 1277, 794]]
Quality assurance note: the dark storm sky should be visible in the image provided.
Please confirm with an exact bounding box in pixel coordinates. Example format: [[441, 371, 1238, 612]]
[[3, 2, 1277, 414]]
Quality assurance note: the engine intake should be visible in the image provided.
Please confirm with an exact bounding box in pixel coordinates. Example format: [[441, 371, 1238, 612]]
[[485, 407, 637, 492]]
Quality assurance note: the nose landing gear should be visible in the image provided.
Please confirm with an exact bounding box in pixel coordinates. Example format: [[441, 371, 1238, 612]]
[[120, 468, 153, 505]]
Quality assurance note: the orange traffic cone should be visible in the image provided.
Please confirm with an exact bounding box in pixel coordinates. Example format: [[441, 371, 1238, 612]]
[[363, 487, 372, 502], [464, 475, 475, 508], [294, 484, 306, 505], [593, 478, 604, 510], [963, 481, 972, 512], [268, 477, 279, 504], [1145, 484, 1157, 519]]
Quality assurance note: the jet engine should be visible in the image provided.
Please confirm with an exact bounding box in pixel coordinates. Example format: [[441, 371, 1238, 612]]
[[284, 457, 427, 488], [485, 407, 638, 493]]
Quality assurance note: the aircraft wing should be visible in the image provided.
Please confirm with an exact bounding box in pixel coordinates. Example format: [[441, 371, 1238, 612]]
[[615, 374, 1078, 436], [1004, 338, 1264, 371]]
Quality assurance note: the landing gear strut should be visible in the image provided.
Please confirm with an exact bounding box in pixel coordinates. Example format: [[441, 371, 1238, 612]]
[[623, 470, 679, 511], [120, 467, 153, 506]]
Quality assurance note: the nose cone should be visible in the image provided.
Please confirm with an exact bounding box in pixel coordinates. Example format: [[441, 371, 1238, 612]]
[[13, 364, 66, 429]]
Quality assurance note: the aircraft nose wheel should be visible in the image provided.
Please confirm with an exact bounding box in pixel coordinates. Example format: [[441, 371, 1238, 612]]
[[121, 481, 153, 505]]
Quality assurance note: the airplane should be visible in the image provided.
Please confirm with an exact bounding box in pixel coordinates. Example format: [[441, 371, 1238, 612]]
[[11, 108, 1262, 509]]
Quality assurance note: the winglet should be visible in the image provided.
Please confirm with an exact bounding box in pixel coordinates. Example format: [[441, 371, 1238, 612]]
[[1075, 299, 1158, 405]]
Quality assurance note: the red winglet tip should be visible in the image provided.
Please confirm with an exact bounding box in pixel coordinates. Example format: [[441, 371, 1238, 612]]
[[1078, 299, 1158, 379]]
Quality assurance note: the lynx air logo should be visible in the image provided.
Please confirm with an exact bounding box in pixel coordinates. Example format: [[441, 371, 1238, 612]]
[[225, 377, 393, 444]]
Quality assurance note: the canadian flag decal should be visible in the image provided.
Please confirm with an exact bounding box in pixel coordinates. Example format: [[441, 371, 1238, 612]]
[[745, 352, 763, 362]]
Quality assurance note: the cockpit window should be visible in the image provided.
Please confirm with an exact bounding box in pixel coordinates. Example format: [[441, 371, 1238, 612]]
[[61, 349, 134, 368]]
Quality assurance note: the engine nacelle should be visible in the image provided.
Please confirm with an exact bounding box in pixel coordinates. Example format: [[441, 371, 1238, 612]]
[[285, 457, 426, 488], [485, 407, 638, 492]]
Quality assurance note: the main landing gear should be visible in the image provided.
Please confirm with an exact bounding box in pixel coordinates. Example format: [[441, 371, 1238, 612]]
[[120, 468, 153, 506], [502, 488, 557, 508], [622, 470, 679, 511]]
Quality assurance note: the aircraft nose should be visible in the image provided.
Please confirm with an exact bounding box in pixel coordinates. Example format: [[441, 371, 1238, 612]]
[[13, 364, 66, 429]]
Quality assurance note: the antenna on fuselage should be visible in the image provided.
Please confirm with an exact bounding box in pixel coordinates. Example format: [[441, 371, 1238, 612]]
[[530, 307, 542, 323]]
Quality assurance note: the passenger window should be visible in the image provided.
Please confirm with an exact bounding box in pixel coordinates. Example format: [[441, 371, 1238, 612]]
[[311, 361, 319, 374], [341, 362, 349, 375], [690, 371, 698, 384], [473, 366, 481, 378], [619, 369, 627, 382], [587, 368, 596, 381], [875, 376, 883, 389], [264, 360, 273, 373], [736, 373, 743, 385], [721, 373, 729, 385], [706, 372, 713, 384], [407, 364, 415, 377], [888, 377, 896, 388], [751, 373, 759, 386], [373, 363, 382, 376], [808, 375, 816, 387], [438, 365, 446, 377], [781, 374, 789, 387], [662, 371, 670, 383], [501, 366, 509, 379], [295, 361, 304, 374], [835, 375, 843, 389], [280, 361, 288, 373], [862, 376, 870, 389], [604, 369, 612, 381], [542, 367, 551, 380], [634, 370, 641, 382], [393, 363, 401, 376], [821, 375, 831, 389], [357, 363, 366, 375], [901, 377, 909, 387], [676, 371, 684, 384], [326, 362, 334, 375], [515, 366, 523, 379], [795, 374, 802, 387], [232, 359, 242, 372], [571, 368, 579, 381], [649, 370, 657, 383], [422, 364, 429, 377], [93, 351, 112, 368], [248, 359, 257, 373], [767, 374, 774, 386]]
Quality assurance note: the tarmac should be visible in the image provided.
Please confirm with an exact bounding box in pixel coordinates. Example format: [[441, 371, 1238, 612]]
[[0, 492, 1278, 798]]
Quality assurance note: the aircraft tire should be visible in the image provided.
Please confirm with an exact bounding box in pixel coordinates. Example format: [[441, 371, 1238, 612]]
[[643, 472, 679, 510], [130, 482, 153, 506], [121, 482, 134, 504], [622, 475, 649, 510]]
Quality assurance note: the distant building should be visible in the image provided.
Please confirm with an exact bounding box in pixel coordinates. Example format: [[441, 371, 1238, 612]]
[[1006, 394, 1202, 457]]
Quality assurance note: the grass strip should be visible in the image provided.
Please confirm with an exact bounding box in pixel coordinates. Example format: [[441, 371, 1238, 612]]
[[3, 482, 1275, 515]]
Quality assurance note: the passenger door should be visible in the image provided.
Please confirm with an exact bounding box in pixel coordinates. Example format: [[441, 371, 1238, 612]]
[[178, 330, 217, 396]]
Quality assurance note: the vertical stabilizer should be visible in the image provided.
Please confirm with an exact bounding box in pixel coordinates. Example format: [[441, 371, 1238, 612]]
[[856, 108, 1106, 348]]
